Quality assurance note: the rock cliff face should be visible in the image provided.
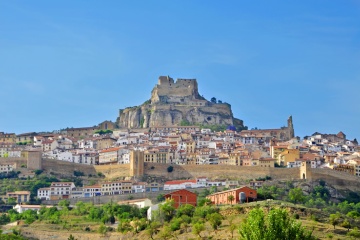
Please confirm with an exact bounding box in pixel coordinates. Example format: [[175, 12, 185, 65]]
[[116, 76, 244, 129]]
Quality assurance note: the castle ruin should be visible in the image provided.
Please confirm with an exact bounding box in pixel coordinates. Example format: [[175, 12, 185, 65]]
[[116, 76, 245, 129]]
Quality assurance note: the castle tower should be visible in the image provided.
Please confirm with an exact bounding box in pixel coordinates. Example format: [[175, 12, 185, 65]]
[[300, 160, 312, 180], [130, 150, 144, 177], [24, 150, 42, 170], [287, 115, 295, 139]]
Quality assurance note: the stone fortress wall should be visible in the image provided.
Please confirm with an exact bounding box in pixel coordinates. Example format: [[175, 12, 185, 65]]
[[152, 76, 201, 103]]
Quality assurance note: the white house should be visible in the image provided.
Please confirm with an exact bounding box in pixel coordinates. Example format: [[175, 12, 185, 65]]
[[70, 188, 84, 199], [164, 180, 199, 191], [73, 152, 97, 165], [201, 129, 212, 134], [117, 137, 129, 146], [132, 182, 146, 193], [49, 182, 76, 200], [118, 198, 152, 209], [207, 179, 226, 187], [42, 139, 59, 152], [0, 163, 16, 173], [83, 185, 101, 197], [13, 204, 51, 214], [44, 149, 73, 162], [77, 139, 96, 149], [287, 160, 303, 168], [37, 187, 50, 200]]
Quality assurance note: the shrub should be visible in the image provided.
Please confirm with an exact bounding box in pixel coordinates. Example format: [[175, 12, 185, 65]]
[[97, 172, 105, 177], [73, 170, 84, 177], [348, 227, 360, 238], [167, 166, 174, 173], [170, 218, 182, 231]]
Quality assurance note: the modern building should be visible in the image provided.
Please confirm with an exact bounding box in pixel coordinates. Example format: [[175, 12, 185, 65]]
[[164, 189, 197, 208], [207, 186, 257, 205]]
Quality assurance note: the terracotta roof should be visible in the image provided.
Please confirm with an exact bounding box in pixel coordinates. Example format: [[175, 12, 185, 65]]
[[8, 191, 30, 195], [15, 205, 51, 208], [83, 185, 101, 188], [100, 147, 121, 153]]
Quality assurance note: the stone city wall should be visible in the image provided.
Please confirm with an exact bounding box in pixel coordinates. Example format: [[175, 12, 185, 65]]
[[143, 163, 300, 181]]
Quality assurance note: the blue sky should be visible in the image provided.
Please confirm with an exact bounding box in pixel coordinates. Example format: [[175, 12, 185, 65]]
[[1, 1, 359, 140]]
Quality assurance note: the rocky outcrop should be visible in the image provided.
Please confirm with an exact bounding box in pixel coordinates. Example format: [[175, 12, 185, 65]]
[[116, 76, 245, 129]]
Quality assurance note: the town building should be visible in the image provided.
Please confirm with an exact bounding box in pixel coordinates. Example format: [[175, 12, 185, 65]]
[[164, 189, 197, 208], [207, 186, 257, 205], [6, 191, 31, 204], [49, 182, 75, 200]]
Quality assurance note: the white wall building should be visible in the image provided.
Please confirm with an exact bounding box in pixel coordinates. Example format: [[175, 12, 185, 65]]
[[37, 187, 50, 200]]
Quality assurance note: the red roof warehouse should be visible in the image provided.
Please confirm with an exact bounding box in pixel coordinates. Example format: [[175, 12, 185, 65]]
[[207, 186, 257, 205], [164, 189, 197, 208]]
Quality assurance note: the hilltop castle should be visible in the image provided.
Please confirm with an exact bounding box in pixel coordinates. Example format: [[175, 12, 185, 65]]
[[116, 76, 245, 130]]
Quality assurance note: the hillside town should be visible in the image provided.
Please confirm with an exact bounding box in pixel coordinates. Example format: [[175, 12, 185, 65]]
[[0, 113, 359, 204], [1, 116, 359, 173]]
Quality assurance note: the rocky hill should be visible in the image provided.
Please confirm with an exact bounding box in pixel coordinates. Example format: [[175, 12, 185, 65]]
[[116, 76, 245, 130]]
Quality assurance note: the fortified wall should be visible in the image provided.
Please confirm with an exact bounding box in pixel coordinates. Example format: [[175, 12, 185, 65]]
[[143, 163, 300, 181], [35, 158, 360, 193], [151, 76, 202, 103]]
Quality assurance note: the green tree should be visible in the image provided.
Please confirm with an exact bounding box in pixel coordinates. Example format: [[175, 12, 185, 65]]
[[347, 227, 360, 238], [157, 194, 165, 202], [230, 223, 237, 239], [146, 221, 161, 240], [341, 219, 351, 231], [7, 197, 17, 206], [192, 222, 205, 238], [58, 199, 70, 209], [329, 213, 341, 229], [176, 204, 195, 218], [158, 225, 172, 240], [239, 208, 315, 240], [207, 212, 223, 231], [117, 219, 133, 233], [98, 223, 107, 236], [228, 194, 235, 205], [211, 97, 217, 103], [160, 199, 175, 222], [288, 188, 305, 204], [0, 214, 10, 225]]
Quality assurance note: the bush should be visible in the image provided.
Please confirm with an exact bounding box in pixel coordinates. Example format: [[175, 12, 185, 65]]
[[170, 218, 182, 231], [167, 166, 174, 173], [34, 170, 43, 175], [348, 227, 360, 238], [73, 170, 84, 177], [157, 194, 165, 202], [97, 172, 105, 177]]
